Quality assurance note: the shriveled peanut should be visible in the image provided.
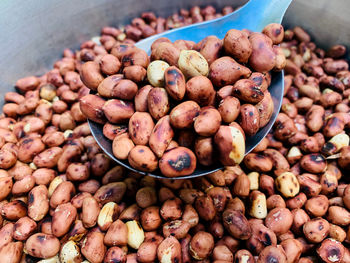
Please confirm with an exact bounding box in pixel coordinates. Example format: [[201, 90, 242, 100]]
[[136, 187, 157, 208]]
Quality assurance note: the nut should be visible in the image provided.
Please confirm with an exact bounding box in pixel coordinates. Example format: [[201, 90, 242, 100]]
[[275, 172, 300, 198], [248, 190, 267, 219], [247, 172, 259, 190], [178, 50, 209, 78], [126, 220, 145, 249], [97, 202, 118, 231], [60, 240, 82, 263], [146, 60, 170, 87]]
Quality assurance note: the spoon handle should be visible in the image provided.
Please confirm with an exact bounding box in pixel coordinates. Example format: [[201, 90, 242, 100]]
[[238, 0, 293, 31]]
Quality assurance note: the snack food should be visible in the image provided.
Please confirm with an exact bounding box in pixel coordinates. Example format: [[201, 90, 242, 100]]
[[81, 23, 286, 177], [0, 4, 349, 262]]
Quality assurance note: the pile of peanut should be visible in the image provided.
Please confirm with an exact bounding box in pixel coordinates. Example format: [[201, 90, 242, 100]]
[[0, 4, 349, 263], [79, 23, 285, 177]]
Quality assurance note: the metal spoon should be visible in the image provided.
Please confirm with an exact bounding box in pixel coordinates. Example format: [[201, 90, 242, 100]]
[[89, 0, 293, 179]]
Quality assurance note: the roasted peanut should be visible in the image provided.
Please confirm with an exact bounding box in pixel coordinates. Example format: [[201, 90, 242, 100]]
[[149, 115, 174, 158], [25, 233, 60, 259], [126, 220, 145, 249], [195, 195, 216, 221], [97, 202, 118, 231], [128, 145, 158, 172], [249, 190, 267, 219], [28, 185, 49, 221], [189, 231, 214, 260], [186, 76, 215, 106], [94, 182, 126, 205], [81, 232, 106, 263], [224, 29, 252, 63], [13, 216, 37, 241], [275, 172, 300, 198], [159, 147, 196, 177], [222, 210, 251, 240], [214, 125, 245, 166], [178, 49, 209, 78], [146, 60, 170, 87], [147, 87, 170, 120], [265, 207, 293, 235], [164, 66, 186, 100], [303, 217, 329, 243], [157, 236, 182, 263], [160, 198, 182, 221], [82, 196, 100, 228], [52, 203, 77, 237], [317, 238, 345, 263]]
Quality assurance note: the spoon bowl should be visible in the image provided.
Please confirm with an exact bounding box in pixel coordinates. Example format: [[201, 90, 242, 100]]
[[89, 0, 292, 179]]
